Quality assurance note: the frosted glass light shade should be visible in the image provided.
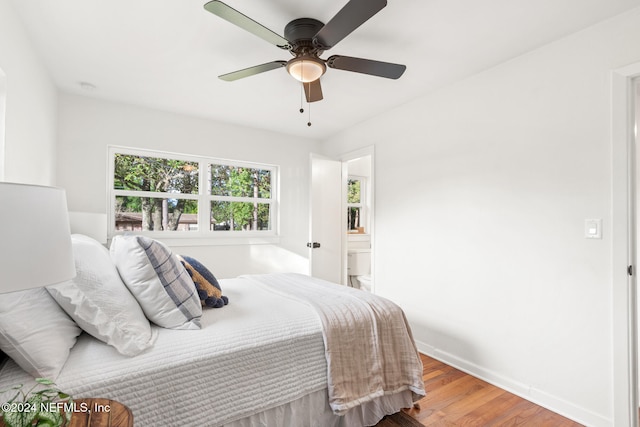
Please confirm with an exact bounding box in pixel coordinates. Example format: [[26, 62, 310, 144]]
[[287, 56, 326, 83], [0, 183, 76, 293]]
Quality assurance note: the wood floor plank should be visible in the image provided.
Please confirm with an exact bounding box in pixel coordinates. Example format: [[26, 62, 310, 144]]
[[439, 387, 507, 425], [462, 393, 526, 426], [483, 399, 547, 427], [396, 354, 584, 427]]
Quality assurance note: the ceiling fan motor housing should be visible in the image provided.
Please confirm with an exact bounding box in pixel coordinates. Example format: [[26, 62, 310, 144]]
[[284, 18, 325, 55]]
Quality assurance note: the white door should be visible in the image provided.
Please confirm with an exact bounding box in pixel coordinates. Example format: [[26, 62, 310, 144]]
[[309, 154, 343, 283], [612, 65, 640, 427]]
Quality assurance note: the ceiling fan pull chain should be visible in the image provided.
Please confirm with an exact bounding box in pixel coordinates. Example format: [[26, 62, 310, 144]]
[[307, 87, 312, 127], [299, 83, 304, 113]]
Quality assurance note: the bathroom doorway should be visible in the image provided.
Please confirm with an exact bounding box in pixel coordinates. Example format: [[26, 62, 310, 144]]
[[341, 147, 374, 292]]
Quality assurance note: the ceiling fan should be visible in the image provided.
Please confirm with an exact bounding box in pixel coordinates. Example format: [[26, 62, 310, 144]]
[[204, 0, 406, 103]]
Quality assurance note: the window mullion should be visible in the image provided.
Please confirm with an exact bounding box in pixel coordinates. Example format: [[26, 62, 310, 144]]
[[197, 161, 210, 233], [211, 195, 272, 204]]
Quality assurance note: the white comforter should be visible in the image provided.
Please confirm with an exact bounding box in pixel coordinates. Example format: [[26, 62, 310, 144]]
[[0, 275, 327, 426]]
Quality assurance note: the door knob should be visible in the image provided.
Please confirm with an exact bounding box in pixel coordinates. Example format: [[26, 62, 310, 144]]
[[307, 242, 321, 248]]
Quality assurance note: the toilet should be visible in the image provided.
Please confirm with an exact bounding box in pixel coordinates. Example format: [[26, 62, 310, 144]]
[[356, 274, 372, 292], [347, 248, 371, 291]]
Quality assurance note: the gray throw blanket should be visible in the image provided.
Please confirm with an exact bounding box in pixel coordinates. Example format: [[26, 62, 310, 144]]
[[246, 273, 425, 415]]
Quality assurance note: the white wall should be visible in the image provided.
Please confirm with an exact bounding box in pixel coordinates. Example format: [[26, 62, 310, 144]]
[[0, 68, 6, 181], [0, 0, 57, 185], [56, 93, 319, 278], [347, 156, 371, 178], [322, 8, 640, 427]]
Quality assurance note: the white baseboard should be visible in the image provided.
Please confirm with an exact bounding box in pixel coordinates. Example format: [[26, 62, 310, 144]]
[[414, 339, 611, 427]]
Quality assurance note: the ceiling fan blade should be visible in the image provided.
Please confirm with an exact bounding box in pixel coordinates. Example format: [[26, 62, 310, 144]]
[[327, 55, 406, 79], [219, 61, 287, 81], [313, 0, 386, 50], [303, 79, 323, 103], [204, 1, 290, 50]]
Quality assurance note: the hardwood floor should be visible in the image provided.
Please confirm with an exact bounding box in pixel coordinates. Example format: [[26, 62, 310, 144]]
[[402, 353, 584, 426]]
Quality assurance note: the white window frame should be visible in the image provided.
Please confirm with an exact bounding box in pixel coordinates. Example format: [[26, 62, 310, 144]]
[[107, 146, 279, 246]]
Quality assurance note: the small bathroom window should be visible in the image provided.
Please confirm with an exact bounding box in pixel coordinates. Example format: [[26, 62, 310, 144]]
[[347, 176, 367, 233]]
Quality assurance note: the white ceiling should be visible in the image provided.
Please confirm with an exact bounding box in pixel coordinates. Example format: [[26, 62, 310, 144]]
[[10, 0, 640, 140]]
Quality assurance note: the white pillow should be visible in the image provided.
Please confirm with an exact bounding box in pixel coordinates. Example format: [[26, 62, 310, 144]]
[[0, 287, 82, 379], [110, 235, 202, 330], [48, 234, 157, 356]]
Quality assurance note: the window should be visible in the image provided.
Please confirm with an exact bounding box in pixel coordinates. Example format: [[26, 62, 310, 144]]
[[347, 176, 367, 232], [109, 147, 278, 241]]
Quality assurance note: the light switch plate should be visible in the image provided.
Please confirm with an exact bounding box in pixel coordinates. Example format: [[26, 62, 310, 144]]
[[585, 218, 602, 239]]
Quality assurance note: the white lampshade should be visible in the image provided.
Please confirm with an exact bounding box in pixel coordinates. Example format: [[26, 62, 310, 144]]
[[0, 183, 76, 293], [286, 56, 326, 83]]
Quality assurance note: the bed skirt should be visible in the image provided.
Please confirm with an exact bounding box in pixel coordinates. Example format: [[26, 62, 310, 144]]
[[223, 388, 415, 427]]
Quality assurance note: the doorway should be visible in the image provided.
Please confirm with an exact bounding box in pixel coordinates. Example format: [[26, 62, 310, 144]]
[[341, 147, 375, 291], [308, 148, 375, 290]]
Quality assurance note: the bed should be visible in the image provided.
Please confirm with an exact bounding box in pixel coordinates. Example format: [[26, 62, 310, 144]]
[[0, 235, 424, 427]]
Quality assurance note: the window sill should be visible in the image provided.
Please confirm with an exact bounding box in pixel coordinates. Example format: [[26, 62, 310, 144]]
[[107, 233, 280, 247], [347, 233, 370, 242]]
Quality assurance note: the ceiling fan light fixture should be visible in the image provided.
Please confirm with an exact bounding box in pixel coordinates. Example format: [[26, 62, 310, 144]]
[[286, 56, 326, 83]]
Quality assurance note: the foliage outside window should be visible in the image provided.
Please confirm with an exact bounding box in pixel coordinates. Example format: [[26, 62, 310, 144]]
[[110, 148, 277, 238], [210, 164, 272, 231], [347, 177, 365, 232]]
